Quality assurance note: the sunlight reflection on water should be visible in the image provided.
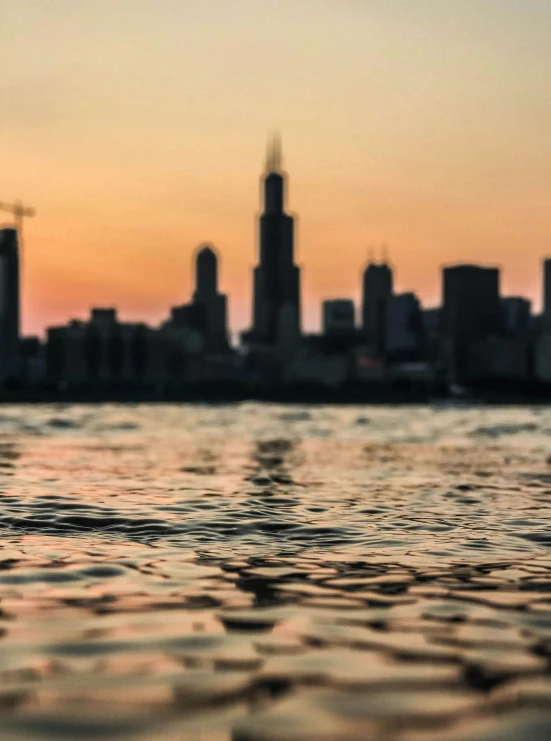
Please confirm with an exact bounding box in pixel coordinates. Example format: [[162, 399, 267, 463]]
[[0, 403, 549, 740]]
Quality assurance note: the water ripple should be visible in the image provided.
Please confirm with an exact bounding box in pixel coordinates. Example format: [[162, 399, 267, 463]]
[[0, 404, 548, 739]]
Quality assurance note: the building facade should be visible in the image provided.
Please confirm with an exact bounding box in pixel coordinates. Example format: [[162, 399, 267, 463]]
[[385, 292, 424, 362], [168, 243, 230, 354], [442, 265, 502, 383], [467, 336, 529, 382], [543, 258, 551, 326], [501, 297, 532, 338], [47, 309, 152, 386], [191, 244, 229, 352], [0, 228, 20, 382], [322, 299, 355, 337], [246, 136, 301, 351], [361, 261, 393, 356]]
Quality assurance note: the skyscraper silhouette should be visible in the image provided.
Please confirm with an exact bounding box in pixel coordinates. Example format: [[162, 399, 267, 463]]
[[193, 244, 218, 302], [0, 229, 20, 382], [442, 265, 501, 383], [543, 258, 551, 325], [247, 135, 301, 349], [191, 244, 229, 352], [361, 261, 393, 355]]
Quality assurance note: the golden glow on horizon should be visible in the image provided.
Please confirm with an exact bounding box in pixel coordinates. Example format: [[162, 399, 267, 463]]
[[2, 0, 551, 335]]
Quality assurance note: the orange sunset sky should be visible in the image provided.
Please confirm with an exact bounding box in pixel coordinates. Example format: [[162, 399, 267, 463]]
[[2, 0, 551, 337]]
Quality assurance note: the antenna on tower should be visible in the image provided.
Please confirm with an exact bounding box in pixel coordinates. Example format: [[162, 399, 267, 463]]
[[382, 243, 389, 264], [367, 245, 375, 263], [266, 132, 283, 173]]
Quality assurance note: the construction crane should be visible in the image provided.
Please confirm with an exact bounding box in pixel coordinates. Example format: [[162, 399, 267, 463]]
[[0, 200, 36, 241], [0, 199, 36, 273]]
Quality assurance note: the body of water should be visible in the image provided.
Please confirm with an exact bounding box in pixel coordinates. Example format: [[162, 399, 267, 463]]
[[0, 403, 550, 740]]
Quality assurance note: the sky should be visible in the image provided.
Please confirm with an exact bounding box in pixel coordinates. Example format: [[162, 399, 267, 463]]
[[2, 0, 551, 336]]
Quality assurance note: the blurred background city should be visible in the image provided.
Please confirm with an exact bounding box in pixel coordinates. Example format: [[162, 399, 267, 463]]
[[2, 135, 551, 399]]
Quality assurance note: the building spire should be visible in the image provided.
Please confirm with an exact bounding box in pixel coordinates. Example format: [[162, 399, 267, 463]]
[[266, 132, 283, 173]]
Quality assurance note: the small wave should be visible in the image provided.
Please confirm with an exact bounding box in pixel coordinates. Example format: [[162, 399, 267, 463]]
[[279, 411, 311, 422], [46, 417, 81, 429], [471, 423, 540, 438]]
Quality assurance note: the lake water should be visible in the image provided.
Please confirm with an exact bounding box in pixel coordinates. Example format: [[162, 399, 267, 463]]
[[0, 403, 550, 740]]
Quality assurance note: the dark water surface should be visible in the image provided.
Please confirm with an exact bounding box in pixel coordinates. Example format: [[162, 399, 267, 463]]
[[0, 403, 550, 739]]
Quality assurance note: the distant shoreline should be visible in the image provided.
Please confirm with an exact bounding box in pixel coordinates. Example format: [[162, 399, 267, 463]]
[[1, 383, 551, 405]]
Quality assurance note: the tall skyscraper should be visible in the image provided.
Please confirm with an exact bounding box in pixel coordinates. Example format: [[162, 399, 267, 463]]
[[0, 228, 20, 382], [442, 265, 502, 382], [361, 261, 393, 355], [193, 244, 218, 303], [247, 136, 301, 349], [167, 244, 229, 353], [543, 258, 551, 322], [191, 244, 228, 352]]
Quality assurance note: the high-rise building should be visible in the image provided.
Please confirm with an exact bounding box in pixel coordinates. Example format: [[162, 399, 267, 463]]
[[193, 244, 218, 302], [385, 293, 424, 362], [543, 258, 551, 324], [501, 297, 531, 338], [246, 136, 301, 350], [192, 244, 228, 352], [0, 228, 20, 382], [442, 265, 502, 383], [421, 307, 442, 365], [322, 299, 355, 337], [169, 244, 229, 353], [361, 261, 393, 355], [47, 309, 150, 386]]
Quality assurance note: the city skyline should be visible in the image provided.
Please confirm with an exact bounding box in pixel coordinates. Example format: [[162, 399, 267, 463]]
[[6, 160, 551, 392], [3, 1, 551, 335], [4, 136, 550, 341]]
